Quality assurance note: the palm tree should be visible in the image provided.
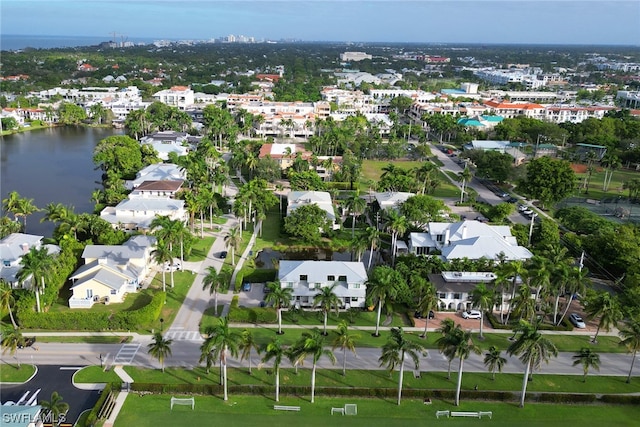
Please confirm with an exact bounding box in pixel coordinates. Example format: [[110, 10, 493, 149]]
[[457, 166, 473, 204], [436, 318, 457, 380], [201, 317, 241, 401], [365, 226, 380, 270], [470, 282, 496, 339], [572, 347, 600, 382], [344, 191, 367, 238], [557, 266, 590, 326], [224, 226, 242, 266], [416, 282, 439, 338], [40, 391, 69, 427], [264, 281, 293, 335], [619, 318, 640, 383], [383, 209, 408, 265], [378, 327, 425, 405], [1, 328, 25, 367], [239, 329, 260, 375], [484, 346, 507, 381], [3, 192, 39, 232], [17, 246, 54, 313], [584, 290, 622, 344], [147, 332, 173, 373], [151, 239, 172, 292], [437, 325, 481, 406], [313, 283, 342, 335], [261, 337, 285, 401], [292, 329, 336, 403], [507, 320, 558, 408], [366, 266, 398, 337], [0, 283, 18, 328], [332, 320, 359, 376], [202, 267, 230, 316], [498, 260, 528, 325]]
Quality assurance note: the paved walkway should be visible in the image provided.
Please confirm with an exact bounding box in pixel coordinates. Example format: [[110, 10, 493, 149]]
[[102, 366, 133, 427]]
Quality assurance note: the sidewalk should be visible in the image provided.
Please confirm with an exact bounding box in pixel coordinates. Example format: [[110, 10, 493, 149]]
[[102, 366, 134, 427]]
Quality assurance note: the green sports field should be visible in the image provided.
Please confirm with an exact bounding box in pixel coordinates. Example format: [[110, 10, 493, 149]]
[[114, 394, 640, 427]]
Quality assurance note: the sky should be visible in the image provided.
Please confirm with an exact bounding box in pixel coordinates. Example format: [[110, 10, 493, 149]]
[[1, 0, 639, 45]]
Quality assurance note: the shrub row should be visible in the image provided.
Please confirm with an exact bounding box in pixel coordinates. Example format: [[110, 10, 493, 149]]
[[126, 384, 639, 406], [486, 314, 572, 332], [228, 305, 278, 324], [16, 292, 166, 331], [243, 269, 277, 283]]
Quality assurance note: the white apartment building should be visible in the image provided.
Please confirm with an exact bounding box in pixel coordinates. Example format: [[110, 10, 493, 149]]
[[34, 86, 142, 103], [340, 51, 372, 62], [152, 86, 195, 110]]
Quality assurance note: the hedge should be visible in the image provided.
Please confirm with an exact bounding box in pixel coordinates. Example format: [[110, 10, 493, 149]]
[[85, 382, 121, 426], [16, 292, 166, 331], [486, 313, 573, 332], [243, 269, 276, 283], [120, 384, 640, 406]]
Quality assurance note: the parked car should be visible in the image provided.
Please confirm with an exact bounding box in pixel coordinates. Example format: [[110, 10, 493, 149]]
[[518, 204, 528, 212], [164, 261, 182, 272], [475, 215, 489, 222], [414, 310, 435, 319], [242, 282, 251, 292], [219, 251, 228, 258], [498, 192, 509, 198], [569, 313, 586, 328], [507, 197, 518, 203], [462, 310, 482, 319]]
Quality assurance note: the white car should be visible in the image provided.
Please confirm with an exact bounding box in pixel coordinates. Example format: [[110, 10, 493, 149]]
[[462, 310, 482, 319], [569, 313, 586, 328], [164, 261, 182, 272]]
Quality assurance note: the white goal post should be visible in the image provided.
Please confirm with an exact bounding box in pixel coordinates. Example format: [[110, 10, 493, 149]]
[[170, 397, 195, 410]]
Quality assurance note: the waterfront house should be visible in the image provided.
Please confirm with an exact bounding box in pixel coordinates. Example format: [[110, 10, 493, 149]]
[[0, 233, 59, 289], [100, 197, 187, 232], [287, 191, 340, 230], [139, 131, 191, 160], [125, 163, 186, 190]]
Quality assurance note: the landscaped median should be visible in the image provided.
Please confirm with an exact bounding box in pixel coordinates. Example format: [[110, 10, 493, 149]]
[[0, 364, 37, 383]]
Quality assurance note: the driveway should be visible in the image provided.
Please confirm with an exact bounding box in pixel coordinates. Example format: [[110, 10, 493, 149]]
[[0, 365, 101, 425]]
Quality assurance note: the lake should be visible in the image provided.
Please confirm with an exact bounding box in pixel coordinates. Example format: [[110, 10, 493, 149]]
[[0, 126, 123, 237]]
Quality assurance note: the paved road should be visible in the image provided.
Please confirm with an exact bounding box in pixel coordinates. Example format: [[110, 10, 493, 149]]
[[3, 339, 637, 379], [0, 365, 100, 425]]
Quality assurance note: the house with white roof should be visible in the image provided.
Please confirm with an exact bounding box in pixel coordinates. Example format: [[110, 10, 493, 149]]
[[126, 163, 186, 190], [278, 260, 368, 308], [68, 235, 156, 308], [0, 233, 59, 289], [152, 85, 195, 109], [100, 197, 187, 232], [139, 131, 192, 160], [287, 191, 339, 230], [409, 220, 533, 262], [374, 192, 415, 211]]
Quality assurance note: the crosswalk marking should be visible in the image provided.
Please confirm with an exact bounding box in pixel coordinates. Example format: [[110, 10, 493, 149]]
[[113, 343, 141, 365], [165, 330, 204, 341]]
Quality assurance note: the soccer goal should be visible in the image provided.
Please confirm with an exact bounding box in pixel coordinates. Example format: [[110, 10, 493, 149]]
[[344, 404, 357, 416], [170, 397, 195, 411]]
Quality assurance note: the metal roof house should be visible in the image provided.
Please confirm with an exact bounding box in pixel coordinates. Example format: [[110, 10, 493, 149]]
[[409, 220, 533, 262], [278, 260, 368, 308]]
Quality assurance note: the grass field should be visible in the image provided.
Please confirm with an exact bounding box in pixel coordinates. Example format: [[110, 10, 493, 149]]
[[186, 236, 216, 262], [73, 365, 122, 384], [360, 159, 460, 198], [0, 364, 36, 383], [143, 271, 195, 333], [113, 393, 640, 427], [35, 336, 132, 344], [573, 166, 640, 201]]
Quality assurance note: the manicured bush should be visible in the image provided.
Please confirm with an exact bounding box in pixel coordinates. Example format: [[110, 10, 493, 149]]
[[228, 306, 277, 324], [532, 392, 597, 404], [599, 394, 640, 405]]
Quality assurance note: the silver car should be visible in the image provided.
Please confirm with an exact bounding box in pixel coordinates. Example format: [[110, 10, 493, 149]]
[[569, 313, 586, 328]]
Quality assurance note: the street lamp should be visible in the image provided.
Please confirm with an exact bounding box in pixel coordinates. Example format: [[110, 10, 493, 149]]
[[99, 353, 103, 368], [160, 318, 164, 332]]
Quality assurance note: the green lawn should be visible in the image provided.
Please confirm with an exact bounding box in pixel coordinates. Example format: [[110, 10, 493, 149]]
[[35, 336, 132, 344], [360, 159, 460, 198], [574, 167, 640, 200], [0, 363, 36, 383], [73, 365, 122, 384], [114, 393, 640, 427], [116, 365, 640, 395], [187, 236, 216, 262], [144, 271, 195, 333]]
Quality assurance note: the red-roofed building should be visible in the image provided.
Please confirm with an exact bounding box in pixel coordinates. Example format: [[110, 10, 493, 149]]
[[256, 74, 282, 83], [482, 99, 545, 119], [77, 63, 98, 72]]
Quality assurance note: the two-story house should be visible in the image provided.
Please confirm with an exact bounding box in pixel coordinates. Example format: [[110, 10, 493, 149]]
[[409, 220, 533, 262], [278, 260, 368, 309], [68, 235, 156, 308], [0, 233, 59, 288], [125, 163, 186, 190], [100, 197, 187, 232]]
